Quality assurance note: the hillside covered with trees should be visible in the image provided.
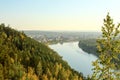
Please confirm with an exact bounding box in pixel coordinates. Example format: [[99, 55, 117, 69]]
[[0, 24, 85, 80], [78, 39, 98, 56]]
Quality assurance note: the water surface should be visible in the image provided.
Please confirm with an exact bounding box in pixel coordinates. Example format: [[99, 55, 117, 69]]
[[49, 42, 97, 76]]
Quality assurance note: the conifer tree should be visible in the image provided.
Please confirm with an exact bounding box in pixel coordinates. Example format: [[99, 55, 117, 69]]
[[92, 13, 120, 80]]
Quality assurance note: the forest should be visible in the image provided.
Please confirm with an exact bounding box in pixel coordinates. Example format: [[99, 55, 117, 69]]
[[78, 36, 120, 65], [78, 39, 97, 56], [1, 14, 120, 80], [0, 24, 85, 80]]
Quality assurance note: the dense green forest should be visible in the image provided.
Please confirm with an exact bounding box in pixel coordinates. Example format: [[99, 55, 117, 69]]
[[0, 24, 85, 80], [78, 39, 98, 56], [78, 38, 120, 64]]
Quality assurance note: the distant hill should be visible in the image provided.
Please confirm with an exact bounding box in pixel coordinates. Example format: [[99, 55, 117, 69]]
[[78, 39, 98, 56], [78, 39, 120, 66], [0, 24, 85, 80]]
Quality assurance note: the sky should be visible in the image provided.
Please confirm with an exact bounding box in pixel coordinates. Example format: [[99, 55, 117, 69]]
[[0, 0, 120, 31]]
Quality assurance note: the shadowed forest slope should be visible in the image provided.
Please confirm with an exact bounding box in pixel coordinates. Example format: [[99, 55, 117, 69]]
[[0, 24, 85, 80]]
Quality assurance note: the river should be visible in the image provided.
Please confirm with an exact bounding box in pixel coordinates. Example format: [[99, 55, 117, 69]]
[[49, 42, 97, 76]]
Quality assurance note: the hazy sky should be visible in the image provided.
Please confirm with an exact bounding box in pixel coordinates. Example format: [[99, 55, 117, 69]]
[[0, 0, 120, 31]]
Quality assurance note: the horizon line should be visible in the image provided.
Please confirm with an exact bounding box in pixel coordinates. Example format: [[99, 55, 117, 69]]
[[20, 30, 101, 32]]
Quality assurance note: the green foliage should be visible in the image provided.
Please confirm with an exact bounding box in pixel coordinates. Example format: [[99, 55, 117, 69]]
[[78, 39, 97, 56], [92, 13, 120, 80], [0, 24, 85, 80]]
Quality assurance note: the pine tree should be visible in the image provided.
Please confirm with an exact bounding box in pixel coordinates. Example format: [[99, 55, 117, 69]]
[[36, 61, 42, 78], [92, 13, 120, 80], [0, 64, 4, 80]]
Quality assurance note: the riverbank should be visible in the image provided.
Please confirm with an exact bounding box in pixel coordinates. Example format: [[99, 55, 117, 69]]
[[49, 42, 97, 76]]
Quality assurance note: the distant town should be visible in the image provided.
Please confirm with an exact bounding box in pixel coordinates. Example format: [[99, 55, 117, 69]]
[[24, 31, 101, 44]]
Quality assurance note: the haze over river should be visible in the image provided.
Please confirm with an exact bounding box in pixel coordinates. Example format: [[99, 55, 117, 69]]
[[49, 42, 97, 76]]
